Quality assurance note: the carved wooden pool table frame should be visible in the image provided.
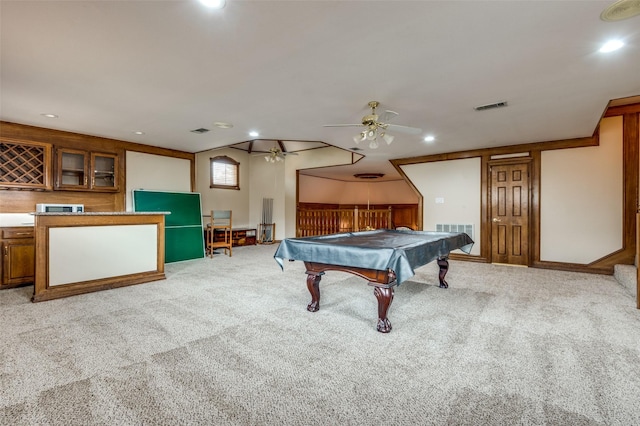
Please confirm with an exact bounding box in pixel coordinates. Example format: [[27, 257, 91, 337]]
[[303, 256, 451, 333]]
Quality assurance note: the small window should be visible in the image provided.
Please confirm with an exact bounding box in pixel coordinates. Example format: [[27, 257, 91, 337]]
[[210, 156, 239, 190]]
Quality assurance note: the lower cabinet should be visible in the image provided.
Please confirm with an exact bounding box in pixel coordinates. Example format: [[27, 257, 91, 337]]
[[1, 227, 35, 288], [214, 228, 257, 247]]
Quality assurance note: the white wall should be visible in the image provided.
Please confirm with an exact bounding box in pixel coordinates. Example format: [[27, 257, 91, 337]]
[[196, 146, 355, 239], [298, 175, 419, 205], [401, 157, 482, 256], [195, 148, 251, 227], [540, 116, 623, 263], [249, 154, 286, 238], [125, 151, 191, 211], [282, 147, 357, 239]]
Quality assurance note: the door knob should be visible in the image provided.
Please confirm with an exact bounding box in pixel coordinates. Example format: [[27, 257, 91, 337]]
[[492, 218, 501, 222]]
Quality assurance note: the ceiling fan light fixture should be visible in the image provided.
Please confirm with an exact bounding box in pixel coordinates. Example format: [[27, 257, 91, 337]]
[[324, 100, 421, 150], [382, 133, 394, 145], [366, 128, 377, 140]]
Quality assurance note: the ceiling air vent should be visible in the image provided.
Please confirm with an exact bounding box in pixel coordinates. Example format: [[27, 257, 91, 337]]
[[354, 173, 384, 179], [190, 128, 210, 134], [474, 101, 508, 111], [601, 0, 640, 21]]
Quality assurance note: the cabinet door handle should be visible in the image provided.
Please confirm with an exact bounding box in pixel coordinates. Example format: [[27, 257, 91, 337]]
[[3, 246, 7, 256]]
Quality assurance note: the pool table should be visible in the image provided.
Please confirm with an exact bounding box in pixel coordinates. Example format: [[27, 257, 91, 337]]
[[274, 229, 474, 333]]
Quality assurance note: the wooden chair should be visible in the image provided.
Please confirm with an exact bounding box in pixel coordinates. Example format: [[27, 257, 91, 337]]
[[207, 210, 232, 257]]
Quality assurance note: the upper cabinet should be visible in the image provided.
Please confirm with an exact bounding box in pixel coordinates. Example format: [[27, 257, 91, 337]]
[[0, 138, 53, 190], [55, 148, 119, 192]]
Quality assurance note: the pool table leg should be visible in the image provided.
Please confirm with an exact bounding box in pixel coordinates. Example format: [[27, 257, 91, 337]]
[[306, 272, 323, 312], [437, 256, 449, 288], [373, 286, 394, 333]]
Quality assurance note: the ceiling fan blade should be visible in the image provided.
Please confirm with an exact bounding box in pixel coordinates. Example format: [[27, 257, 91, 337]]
[[386, 123, 422, 135], [379, 110, 399, 123], [323, 124, 363, 128]]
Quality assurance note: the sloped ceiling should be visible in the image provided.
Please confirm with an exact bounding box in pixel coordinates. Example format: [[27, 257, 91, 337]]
[[1, 1, 639, 181]]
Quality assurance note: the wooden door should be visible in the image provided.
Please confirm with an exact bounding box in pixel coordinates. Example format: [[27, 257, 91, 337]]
[[490, 161, 530, 265]]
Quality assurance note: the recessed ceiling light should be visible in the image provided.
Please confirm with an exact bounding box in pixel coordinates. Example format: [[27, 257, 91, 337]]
[[41, 113, 58, 118], [214, 122, 233, 129], [133, 131, 145, 135], [599, 40, 624, 53], [424, 135, 435, 143], [249, 131, 259, 137], [199, 0, 226, 9]]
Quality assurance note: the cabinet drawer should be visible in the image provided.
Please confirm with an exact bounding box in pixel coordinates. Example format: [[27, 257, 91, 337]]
[[2, 228, 35, 239]]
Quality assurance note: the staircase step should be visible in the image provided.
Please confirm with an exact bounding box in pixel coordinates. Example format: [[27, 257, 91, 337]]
[[614, 264, 637, 299]]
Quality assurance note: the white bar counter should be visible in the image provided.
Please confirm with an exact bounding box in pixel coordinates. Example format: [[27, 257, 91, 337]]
[[33, 212, 167, 302]]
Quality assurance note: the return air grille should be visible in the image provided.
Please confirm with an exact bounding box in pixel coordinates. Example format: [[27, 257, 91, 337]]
[[436, 223, 474, 240]]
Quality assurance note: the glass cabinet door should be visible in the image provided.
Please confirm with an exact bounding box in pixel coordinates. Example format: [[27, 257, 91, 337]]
[[91, 153, 118, 190], [57, 149, 88, 189]]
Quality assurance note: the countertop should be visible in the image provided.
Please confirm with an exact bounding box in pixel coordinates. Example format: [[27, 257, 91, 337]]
[[0, 213, 35, 227], [33, 212, 171, 216], [0, 212, 170, 227]]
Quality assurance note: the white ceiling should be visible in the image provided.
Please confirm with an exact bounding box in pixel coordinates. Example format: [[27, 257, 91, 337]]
[[1, 1, 639, 182]]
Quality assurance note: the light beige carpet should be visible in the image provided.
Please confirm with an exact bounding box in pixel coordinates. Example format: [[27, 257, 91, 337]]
[[1, 244, 639, 425]]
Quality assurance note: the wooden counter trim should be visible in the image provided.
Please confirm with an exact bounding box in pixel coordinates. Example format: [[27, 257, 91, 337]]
[[33, 213, 166, 302]]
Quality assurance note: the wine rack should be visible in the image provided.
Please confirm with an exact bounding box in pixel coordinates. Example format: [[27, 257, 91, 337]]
[[0, 138, 52, 190]]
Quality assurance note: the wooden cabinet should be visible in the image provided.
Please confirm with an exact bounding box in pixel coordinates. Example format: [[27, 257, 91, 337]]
[[213, 228, 256, 246], [0, 138, 52, 190], [1, 227, 35, 288], [55, 148, 118, 191]]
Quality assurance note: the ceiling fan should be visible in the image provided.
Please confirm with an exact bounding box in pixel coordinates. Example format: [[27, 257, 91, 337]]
[[263, 147, 297, 163], [324, 101, 422, 149]]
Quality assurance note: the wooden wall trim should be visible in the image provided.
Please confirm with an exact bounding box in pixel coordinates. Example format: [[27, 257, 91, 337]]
[[530, 151, 542, 267], [390, 135, 598, 167], [390, 160, 423, 229], [391, 107, 638, 275], [479, 155, 491, 261], [587, 112, 639, 269], [604, 103, 640, 117], [0, 121, 196, 212], [1, 121, 194, 159]]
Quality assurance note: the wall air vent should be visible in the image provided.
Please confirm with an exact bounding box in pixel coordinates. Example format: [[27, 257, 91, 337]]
[[436, 224, 474, 240], [190, 128, 210, 134], [474, 101, 508, 111]]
